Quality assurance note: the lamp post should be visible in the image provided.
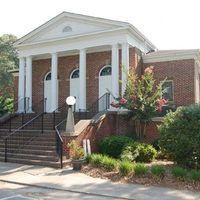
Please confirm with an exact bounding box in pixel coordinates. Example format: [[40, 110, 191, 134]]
[[66, 96, 76, 136]]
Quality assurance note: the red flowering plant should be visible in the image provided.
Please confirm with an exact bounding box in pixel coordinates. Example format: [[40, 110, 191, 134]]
[[111, 66, 167, 139]]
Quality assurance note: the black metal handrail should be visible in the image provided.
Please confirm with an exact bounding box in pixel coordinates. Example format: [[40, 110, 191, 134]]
[[78, 93, 110, 120], [4, 111, 45, 162], [55, 120, 64, 168]]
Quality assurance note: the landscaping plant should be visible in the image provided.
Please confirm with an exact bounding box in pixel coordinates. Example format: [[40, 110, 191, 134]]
[[101, 156, 118, 171], [67, 140, 85, 160], [110, 67, 166, 139], [119, 160, 134, 176], [189, 170, 200, 182], [151, 165, 165, 177], [171, 167, 187, 180], [120, 142, 157, 163], [99, 136, 133, 158], [159, 104, 200, 169], [134, 163, 148, 176]]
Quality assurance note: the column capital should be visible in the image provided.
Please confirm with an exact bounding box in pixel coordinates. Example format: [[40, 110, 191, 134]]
[[51, 52, 58, 56]]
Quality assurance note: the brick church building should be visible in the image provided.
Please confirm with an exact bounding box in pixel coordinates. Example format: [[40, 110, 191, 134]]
[[1, 11, 199, 167], [13, 12, 200, 113]]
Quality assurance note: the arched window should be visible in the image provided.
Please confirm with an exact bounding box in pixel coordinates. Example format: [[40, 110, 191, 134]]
[[100, 65, 112, 76], [45, 72, 51, 81], [71, 69, 79, 79]]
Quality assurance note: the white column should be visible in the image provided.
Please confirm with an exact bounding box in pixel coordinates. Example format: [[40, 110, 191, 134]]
[[79, 49, 86, 111], [51, 52, 58, 112], [111, 44, 119, 99], [18, 57, 25, 113], [26, 56, 32, 112], [121, 43, 129, 95]]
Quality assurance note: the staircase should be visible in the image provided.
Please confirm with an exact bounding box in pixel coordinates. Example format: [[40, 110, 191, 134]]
[[0, 93, 110, 168], [0, 112, 70, 168], [0, 130, 64, 168]]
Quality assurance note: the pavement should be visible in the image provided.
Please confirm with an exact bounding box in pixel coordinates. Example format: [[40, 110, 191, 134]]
[[0, 162, 199, 200]]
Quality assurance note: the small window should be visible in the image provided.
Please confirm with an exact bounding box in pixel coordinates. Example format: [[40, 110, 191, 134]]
[[45, 72, 51, 81], [63, 26, 72, 33], [71, 69, 79, 79], [162, 80, 174, 101], [100, 66, 112, 76]]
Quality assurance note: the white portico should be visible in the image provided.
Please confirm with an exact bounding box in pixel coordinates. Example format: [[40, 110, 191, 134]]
[[15, 12, 156, 113]]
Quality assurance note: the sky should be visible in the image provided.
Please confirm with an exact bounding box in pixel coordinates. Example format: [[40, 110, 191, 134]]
[[0, 0, 200, 50]]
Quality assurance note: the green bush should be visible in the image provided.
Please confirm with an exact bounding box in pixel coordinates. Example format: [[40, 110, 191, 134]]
[[189, 170, 200, 182], [151, 165, 165, 177], [0, 97, 13, 117], [121, 142, 157, 163], [171, 167, 187, 179], [99, 136, 133, 158], [159, 104, 200, 169], [90, 154, 104, 167], [101, 156, 118, 171], [119, 160, 134, 176], [89, 154, 118, 171], [134, 163, 148, 176]]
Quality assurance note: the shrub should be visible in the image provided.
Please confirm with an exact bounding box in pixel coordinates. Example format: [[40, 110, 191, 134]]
[[134, 163, 148, 176], [119, 160, 134, 176], [151, 165, 165, 177], [101, 156, 118, 171], [67, 140, 85, 160], [99, 136, 133, 158], [171, 167, 187, 179], [0, 97, 13, 117], [159, 104, 200, 169], [120, 142, 157, 163], [189, 170, 200, 182], [89, 154, 104, 167]]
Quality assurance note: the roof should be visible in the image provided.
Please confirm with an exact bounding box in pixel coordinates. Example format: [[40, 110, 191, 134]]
[[14, 11, 156, 50], [142, 49, 200, 63]]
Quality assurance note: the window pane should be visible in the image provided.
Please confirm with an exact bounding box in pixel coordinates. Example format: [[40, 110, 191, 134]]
[[100, 66, 111, 76], [162, 81, 173, 101], [71, 69, 79, 79]]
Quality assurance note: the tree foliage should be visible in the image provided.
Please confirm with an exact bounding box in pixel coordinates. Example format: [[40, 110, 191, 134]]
[[111, 66, 166, 139], [0, 34, 18, 97]]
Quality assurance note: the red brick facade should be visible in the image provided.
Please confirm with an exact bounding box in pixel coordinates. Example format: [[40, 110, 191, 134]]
[[62, 112, 160, 155], [144, 59, 195, 106]]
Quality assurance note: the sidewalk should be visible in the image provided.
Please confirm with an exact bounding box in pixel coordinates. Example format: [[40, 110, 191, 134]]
[[0, 162, 199, 200]]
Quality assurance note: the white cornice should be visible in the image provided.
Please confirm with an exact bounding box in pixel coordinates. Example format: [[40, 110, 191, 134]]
[[143, 49, 200, 63]]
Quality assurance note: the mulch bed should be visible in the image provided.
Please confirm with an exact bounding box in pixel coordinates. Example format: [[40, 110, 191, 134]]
[[81, 161, 200, 192]]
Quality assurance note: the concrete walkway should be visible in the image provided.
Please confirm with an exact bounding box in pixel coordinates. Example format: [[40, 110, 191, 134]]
[[0, 162, 199, 200]]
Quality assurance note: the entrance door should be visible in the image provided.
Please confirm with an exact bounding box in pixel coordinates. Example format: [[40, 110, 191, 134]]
[[70, 69, 79, 111], [99, 65, 112, 111], [44, 72, 58, 112]]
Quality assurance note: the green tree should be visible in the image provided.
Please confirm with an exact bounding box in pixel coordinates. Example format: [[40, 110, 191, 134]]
[[0, 34, 18, 97], [111, 66, 166, 139]]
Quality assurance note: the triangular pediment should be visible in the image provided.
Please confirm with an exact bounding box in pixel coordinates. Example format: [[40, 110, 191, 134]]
[[16, 12, 128, 45]]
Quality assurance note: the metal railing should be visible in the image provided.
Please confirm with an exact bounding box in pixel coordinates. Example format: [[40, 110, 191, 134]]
[[55, 120, 64, 168], [4, 98, 47, 162]]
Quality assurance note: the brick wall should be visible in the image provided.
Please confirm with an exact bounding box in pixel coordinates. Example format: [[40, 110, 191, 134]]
[[62, 112, 160, 155], [144, 59, 195, 106]]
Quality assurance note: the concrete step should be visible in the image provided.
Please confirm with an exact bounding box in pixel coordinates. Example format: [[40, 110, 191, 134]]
[[0, 156, 64, 168], [0, 152, 58, 162], [0, 144, 56, 151], [0, 148, 57, 156]]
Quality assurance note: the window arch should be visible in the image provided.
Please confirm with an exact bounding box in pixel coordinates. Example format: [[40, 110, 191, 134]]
[[71, 69, 79, 79], [45, 72, 51, 81], [62, 26, 72, 33], [100, 65, 112, 76]]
